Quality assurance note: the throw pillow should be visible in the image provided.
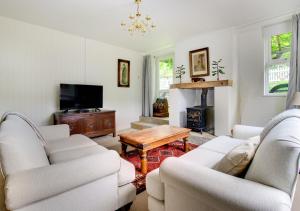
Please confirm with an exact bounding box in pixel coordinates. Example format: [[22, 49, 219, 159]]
[[213, 140, 259, 176]]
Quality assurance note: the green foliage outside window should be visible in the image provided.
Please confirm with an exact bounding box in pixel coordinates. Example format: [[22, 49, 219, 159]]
[[267, 32, 292, 94], [159, 58, 173, 78], [271, 32, 292, 60]]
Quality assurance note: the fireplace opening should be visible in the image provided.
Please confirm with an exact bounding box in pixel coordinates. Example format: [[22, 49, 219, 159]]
[[186, 88, 215, 134]]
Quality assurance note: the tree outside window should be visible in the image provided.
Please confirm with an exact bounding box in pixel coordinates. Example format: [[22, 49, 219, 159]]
[[159, 58, 173, 98], [265, 26, 292, 96]]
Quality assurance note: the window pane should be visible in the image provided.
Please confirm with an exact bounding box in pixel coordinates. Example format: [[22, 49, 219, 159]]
[[159, 58, 173, 91], [267, 63, 289, 94], [271, 32, 292, 60]]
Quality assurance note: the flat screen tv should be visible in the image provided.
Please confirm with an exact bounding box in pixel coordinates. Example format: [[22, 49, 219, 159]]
[[60, 84, 103, 111]]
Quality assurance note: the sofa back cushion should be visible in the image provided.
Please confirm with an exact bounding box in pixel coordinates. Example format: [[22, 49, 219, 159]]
[[0, 115, 49, 175], [245, 116, 300, 196]]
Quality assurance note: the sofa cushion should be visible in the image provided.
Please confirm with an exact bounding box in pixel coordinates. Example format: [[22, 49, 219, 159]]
[[1, 114, 46, 145], [45, 134, 97, 155], [213, 141, 259, 176], [49, 145, 107, 164], [200, 136, 246, 154], [118, 158, 135, 187], [0, 117, 50, 174], [180, 147, 225, 168], [146, 169, 164, 201], [246, 116, 300, 196]]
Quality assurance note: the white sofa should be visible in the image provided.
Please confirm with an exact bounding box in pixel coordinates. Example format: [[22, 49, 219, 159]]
[[0, 113, 136, 211], [147, 109, 300, 211]]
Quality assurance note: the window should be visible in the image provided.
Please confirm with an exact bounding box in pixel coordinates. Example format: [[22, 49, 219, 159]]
[[158, 57, 173, 98], [264, 21, 292, 96]]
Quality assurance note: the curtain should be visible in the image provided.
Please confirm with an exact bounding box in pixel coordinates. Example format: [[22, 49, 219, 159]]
[[142, 55, 153, 117], [287, 14, 300, 109]]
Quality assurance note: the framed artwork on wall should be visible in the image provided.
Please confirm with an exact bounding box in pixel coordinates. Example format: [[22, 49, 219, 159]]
[[189, 47, 210, 78], [118, 59, 130, 87]]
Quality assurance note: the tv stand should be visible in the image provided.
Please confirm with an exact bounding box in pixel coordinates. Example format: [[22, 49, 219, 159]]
[[54, 110, 116, 138], [76, 109, 89, 113]]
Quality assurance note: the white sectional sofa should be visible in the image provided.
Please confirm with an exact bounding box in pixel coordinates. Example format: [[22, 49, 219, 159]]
[[0, 113, 136, 211], [147, 109, 300, 211]]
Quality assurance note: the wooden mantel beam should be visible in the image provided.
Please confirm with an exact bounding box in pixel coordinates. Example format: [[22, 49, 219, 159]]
[[170, 80, 233, 89]]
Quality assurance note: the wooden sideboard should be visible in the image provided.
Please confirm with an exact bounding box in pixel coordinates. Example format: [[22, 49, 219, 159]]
[[54, 110, 116, 138]]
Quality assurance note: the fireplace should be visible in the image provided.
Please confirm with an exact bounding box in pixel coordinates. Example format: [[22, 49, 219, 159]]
[[186, 88, 214, 134], [169, 80, 233, 136]]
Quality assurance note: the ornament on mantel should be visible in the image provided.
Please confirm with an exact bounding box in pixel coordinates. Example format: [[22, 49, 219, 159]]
[[175, 65, 186, 84], [212, 59, 225, 80]]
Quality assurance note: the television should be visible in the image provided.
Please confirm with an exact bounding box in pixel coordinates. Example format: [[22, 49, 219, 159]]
[[60, 84, 103, 111]]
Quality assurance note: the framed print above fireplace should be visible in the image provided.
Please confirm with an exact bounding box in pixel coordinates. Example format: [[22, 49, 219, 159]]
[[118, 59, 130, 87], [189, 47, 210, 78]]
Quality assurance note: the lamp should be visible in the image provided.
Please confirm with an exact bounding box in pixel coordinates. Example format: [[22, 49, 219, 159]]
[[291, 92, 300, 108]]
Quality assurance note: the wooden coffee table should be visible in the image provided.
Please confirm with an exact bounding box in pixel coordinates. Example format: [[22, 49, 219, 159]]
[[119, 125, 191, 174]]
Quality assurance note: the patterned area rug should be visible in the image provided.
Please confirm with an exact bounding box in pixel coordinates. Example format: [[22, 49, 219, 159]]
[[122, 141, 198, 194]]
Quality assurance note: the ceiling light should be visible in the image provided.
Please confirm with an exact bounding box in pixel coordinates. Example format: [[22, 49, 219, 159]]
[[121, 0, 156, 35]]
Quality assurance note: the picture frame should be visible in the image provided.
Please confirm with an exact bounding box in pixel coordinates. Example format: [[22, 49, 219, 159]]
[[118, 59, 130, 88], [189, 47, 210, 78]]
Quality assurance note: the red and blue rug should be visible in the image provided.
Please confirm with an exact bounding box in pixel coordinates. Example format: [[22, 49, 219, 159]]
[[122, 141, 198, 193]]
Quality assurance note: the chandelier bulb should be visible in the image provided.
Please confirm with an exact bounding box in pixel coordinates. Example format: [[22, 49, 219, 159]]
[[145, 16, 151, 21]]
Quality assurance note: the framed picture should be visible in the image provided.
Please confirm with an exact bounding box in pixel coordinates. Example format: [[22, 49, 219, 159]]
[[118, 59, 130, 87], [189, 47, 210, 78]]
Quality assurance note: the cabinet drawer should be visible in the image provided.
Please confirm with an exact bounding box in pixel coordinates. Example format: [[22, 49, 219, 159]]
[[61, 119, 84, 135], [84, 117, 97, 133]]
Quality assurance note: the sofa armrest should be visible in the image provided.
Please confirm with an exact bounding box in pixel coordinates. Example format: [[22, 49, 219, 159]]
[[160, 158, 291, 211], [39, 124, 70, 142], [5, 150, 120, 210], [232, 124, 263, 139]]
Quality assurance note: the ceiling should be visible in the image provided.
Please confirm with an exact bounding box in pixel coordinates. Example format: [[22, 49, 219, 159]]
[[0, 0, 299, 52]]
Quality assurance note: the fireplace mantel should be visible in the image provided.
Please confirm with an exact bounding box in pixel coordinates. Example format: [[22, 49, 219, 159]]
[[170, 80, 232, 89]]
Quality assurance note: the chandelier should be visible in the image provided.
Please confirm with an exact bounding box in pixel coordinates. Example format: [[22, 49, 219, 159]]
[[121, 0, 156, 35]]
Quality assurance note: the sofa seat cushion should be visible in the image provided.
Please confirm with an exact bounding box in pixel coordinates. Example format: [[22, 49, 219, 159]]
[[118, 158, 135, 187], [146, 136, 247, 201], [200, 136, 246, 154], [146, 169, 164, 201], [49, 145, 108, 164], [180, 147, 225, 168], [45, 134, 97, 155]]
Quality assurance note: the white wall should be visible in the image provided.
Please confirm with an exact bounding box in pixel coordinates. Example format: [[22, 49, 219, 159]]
[[0, 16, 143, 130], [237, 20, 288, 127], [172, 15, 292, 131], [171, 28, 239, 135]]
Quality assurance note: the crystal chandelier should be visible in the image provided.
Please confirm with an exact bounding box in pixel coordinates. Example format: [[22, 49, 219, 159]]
[[121, 0, 156, 35]]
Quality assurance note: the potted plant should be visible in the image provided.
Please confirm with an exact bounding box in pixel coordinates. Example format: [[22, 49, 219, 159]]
[[212, 59, 225, 80], [175, 65, 186, 83]]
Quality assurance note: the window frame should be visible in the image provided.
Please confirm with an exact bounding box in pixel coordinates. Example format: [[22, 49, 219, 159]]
[[263, 21, 292, 97], [155, 54, 174, 99]]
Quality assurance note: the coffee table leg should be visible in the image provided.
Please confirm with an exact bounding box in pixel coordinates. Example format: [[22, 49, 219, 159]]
[[121, 143, 127, 157], [183, 137, 189, 152], [140, 150, 148, 174]]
